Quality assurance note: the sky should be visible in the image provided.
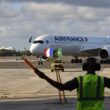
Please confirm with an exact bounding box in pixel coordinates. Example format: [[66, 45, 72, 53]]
[[1, 0, 110, 50]]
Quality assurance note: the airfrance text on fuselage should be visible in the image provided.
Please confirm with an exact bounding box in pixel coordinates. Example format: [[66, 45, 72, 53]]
[[54, 36, 87, 43]]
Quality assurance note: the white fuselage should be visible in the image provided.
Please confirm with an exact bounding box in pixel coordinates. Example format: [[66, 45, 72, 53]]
[[30, 34, 110, 59]]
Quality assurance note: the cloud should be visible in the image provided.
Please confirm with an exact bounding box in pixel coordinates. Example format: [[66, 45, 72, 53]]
[[0, 1, 110, 50], [1, 3, 110, 36], [1, 0, 110, 8]]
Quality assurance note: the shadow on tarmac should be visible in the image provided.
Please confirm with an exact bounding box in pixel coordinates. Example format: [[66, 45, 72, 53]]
[[0, 97, 110, 110], [64, 70, 83, 72]]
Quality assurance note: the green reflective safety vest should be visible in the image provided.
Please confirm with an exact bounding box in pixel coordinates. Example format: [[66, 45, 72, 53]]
[[76, 74, 104, 110]]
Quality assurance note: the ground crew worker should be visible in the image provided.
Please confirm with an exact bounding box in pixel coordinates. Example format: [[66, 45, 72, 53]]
[[34, 57, 110, 110]]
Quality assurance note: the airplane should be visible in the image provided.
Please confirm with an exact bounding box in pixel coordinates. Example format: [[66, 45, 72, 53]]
[[29, 34, 110, 63]]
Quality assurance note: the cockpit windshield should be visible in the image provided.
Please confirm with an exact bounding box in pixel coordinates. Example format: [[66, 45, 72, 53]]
[[33, 40, 44, 44]]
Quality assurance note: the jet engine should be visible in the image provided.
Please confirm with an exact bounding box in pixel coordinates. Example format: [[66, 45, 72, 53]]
[[99, 45, 110, 60]]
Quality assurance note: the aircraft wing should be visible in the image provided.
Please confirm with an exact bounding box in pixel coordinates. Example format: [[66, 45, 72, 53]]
[[79, 44, 101, 56], [79, 48, 100, 56]]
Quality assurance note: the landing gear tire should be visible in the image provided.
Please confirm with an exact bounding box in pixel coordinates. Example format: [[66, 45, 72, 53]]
[[71, 59, 74, 63], [75, 59, 79, 63], [79, 59, 82, 63], [71, 59, 82, 63], [62, 69, 64, 72]]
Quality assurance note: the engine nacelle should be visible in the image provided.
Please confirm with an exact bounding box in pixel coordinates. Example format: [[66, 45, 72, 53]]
[[99, 45, 110, 60]]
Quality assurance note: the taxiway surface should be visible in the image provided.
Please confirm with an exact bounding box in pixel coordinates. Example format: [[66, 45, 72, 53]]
[[0, 57, 110, 110]]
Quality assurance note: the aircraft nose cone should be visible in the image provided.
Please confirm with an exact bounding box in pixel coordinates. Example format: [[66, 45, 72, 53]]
[[30, 43, 43, 56], [30, 44, 36, 54]]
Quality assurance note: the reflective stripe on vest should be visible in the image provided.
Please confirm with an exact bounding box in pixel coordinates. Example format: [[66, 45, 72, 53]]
[[77, 75, 104, 101]]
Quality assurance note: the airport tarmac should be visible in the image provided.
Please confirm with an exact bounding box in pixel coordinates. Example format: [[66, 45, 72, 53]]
[[0, 57, 110, 110]]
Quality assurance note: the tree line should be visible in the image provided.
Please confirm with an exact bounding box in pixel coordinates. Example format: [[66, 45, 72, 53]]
[[0, 49, 32, 56]]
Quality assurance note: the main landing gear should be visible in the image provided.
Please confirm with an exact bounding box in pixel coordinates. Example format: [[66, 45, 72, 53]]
[[71, 58, 82, 63]]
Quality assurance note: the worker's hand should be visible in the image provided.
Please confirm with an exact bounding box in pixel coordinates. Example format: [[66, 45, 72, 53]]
[[34, 68, 46, 79]]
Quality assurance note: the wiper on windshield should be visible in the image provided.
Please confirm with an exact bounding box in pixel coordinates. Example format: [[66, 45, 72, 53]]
[[33, 40, 44, 44]]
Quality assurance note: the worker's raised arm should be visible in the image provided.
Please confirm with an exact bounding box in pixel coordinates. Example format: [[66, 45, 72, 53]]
[[23, 57, 67, 90], [34, 68, 47, 79], [34, 68, 66, 90], [34, 68, 76, 91]]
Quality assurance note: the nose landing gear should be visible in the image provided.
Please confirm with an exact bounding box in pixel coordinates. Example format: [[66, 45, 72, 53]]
[[37, 57, 43, 65]]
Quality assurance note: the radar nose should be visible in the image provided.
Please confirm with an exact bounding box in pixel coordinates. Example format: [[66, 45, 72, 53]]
[[30, 44, 37, 54]]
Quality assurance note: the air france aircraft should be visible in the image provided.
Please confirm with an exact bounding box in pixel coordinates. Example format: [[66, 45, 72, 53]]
[[30, 34, 110, 63]]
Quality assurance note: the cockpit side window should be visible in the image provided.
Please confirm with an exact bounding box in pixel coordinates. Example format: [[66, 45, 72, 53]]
[[33, 40, 44, 44]]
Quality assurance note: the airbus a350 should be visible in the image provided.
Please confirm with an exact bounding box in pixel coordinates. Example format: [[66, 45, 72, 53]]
[[29, 34, 110, 63]]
